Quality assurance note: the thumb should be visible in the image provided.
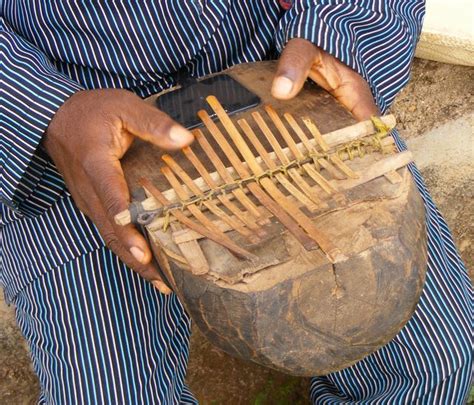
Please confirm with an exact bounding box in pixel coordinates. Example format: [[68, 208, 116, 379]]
[[123, 98, 194, 150], [272, 38, 318, 100]]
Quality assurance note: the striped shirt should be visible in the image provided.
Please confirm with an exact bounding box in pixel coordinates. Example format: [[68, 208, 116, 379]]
[[1, 0, 425, 301]]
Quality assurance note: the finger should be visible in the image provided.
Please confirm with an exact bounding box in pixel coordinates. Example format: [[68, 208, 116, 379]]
[[345, 92, 380, 121], [338, 81, 380, 122], [90, 198, 172, 294], [309, 55, 380, 121], [272, 38, 317, 100], [313, 70, 380, 121], [83, 154, 155, 267], [307, 57, 342, 93], [113, 222, 172, 294], [123, 99, 194, 150]]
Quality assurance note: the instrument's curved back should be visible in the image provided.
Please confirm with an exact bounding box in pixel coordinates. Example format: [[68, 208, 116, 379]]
[[120, 61, 427, 376]]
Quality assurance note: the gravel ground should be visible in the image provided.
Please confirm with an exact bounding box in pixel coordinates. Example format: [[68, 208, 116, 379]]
[[1, 58, 473, 404]]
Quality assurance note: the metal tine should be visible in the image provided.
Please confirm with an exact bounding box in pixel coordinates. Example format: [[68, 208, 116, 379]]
[[252, 111, 323, 205], [160, 166, 256, 260], [193, 128, 266, 225], [283, 113, 340, 194], [238, 119, 318, 212], [207, 95, 343, 261], [199, 104, 317, 251], [303, 118, 358, 179], [182, 144, 266, 236], [162, 154, 259, 243]]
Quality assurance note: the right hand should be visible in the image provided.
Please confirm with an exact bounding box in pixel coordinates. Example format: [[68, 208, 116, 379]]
[[272, 38, 379, 121], [44, 89, 194, 294]]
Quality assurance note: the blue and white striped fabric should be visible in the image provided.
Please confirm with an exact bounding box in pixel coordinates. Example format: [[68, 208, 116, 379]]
[[1, 1, 472, 404], [14, 247, 194, 404], [310, 135, 473, 404]]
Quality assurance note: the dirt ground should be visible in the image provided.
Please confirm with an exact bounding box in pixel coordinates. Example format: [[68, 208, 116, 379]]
[[1, 58, 473, 404]]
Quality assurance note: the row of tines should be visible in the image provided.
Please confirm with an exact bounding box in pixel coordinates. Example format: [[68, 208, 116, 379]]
[[141, 96, 362, 263]]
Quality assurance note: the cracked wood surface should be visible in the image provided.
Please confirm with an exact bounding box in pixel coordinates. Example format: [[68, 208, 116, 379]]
[[120, 61, 427, 376]]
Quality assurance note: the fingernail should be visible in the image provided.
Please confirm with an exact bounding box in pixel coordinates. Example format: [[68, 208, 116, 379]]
[[130, 246, 145, 263], [272, 76, 294, 97], [152, 280, 172, 295], [169, 126, 193, 146]]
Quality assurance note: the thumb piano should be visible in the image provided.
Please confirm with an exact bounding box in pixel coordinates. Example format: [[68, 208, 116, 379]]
[[116, 61, 427, 376]]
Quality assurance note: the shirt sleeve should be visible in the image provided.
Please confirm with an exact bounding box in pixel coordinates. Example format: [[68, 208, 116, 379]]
[[1, 17, 83, 217], [275, 0, 425, 112]]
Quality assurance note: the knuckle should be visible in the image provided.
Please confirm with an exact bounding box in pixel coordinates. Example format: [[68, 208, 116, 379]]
[[145, 111, 174, 136], [82, 155, 103, 177], [132, 264, 153, 280], [281, 39, 315, 66], [101, 188, 124, 217], [133, 264, 147, 276], [103, 232, 121, 252]]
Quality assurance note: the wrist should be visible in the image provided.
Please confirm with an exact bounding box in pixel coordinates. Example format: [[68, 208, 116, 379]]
[[44, 90, 84, 152]]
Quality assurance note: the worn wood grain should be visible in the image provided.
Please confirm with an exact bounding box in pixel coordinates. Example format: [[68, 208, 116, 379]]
[[118, 62, 426, 377]]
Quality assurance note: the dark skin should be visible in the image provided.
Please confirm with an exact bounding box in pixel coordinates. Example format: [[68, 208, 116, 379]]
[[44, 38, 379, 294]]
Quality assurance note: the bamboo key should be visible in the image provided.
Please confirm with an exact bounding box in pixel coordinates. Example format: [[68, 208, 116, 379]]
[[282, 113, 346, 204], [265, 105, 344, 200], [159, 168, 256, 260], [302, 118, 347, 180], [238, 118, 319, 212], [285, 113, 358, 180], [198, 105, 319, 251], [115, 114, 397, 228], [182, 144, 266, 237], [145, 150, 413, 248], [269, 112, 336, 195], [206, 95, 344, 262], [140, 178, 255, 261], [193, 129, 266, 225], [252, 111, 323, 206], [283, 113, 336, 193], [162, 154, 259, 243], [300, 117, 359, 179]]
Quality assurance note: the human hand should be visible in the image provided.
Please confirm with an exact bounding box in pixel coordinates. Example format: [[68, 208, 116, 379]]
[[44, 89, 194, 294], [272, 38, 380, 121]]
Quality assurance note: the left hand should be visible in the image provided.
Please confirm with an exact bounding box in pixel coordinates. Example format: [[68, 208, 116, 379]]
[[272, 38, 380, 121], [44, 89, 194, 294]]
